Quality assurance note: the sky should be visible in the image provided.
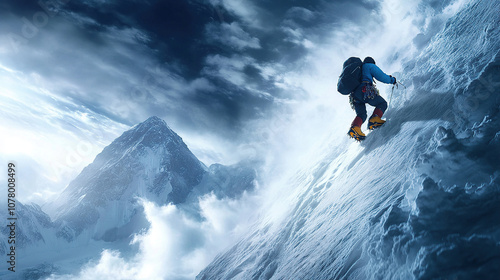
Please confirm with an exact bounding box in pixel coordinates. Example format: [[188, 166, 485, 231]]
[[0, 0, 467, 206], [0, 0, 472, 279]]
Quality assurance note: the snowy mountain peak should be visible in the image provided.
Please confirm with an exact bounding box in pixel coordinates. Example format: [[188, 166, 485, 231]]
[[84, 116, 203, 179], [47, 116, 208, 241], [130, 116, 177, 140], [140, 115, 166, 126], [112, 115, 186, 152]]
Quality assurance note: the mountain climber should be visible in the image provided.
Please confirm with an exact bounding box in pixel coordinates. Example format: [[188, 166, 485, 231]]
[[347, 57, 396, 141]]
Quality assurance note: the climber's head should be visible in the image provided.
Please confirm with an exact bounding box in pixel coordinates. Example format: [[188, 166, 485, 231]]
[[363, 57, 375, 64]]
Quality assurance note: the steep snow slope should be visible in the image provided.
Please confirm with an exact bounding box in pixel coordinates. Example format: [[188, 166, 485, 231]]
[[0, 202, 54, 255], [197, 1, 500, 279]]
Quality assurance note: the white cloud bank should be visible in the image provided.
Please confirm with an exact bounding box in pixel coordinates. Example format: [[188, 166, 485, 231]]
[[47, 193, 259, 280]]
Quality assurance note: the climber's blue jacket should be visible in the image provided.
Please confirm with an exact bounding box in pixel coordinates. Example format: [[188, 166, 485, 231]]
[[362, 63, 395, 84]]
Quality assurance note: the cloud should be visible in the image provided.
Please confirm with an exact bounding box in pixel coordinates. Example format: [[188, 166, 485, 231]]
[[285, 6, 316, 23], [47, 194, 259, 280], [209, 0, 264, 28], [204, 54, 257, 87], [0, 64, 128, 204], [206, 22, 261, 50], [47, 250, 140, 280], [0, 13, 156, 120]]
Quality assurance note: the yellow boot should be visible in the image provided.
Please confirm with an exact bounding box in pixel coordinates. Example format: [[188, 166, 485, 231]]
[[348, 126, 366, 141], [368, 115, 386, 130]]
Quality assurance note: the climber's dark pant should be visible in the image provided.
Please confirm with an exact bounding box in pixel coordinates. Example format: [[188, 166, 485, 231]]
[[352, 95, 388, 122]]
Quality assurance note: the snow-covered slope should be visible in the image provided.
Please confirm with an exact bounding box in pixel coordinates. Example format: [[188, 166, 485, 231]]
[[0, 200, 67, 280], [197, 1, 500, 279], [0, 202, 54, 255]]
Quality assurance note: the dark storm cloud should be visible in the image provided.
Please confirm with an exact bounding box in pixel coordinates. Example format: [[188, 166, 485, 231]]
[[196, 0, 383, 117], [0, 0, 383, 138], [213, 0, 382, 61], [0, 0, 46, 15], [63, 0, 225, 79]]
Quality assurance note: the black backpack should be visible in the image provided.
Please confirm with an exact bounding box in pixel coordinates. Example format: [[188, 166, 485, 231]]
[[337, 57, 363, 95]]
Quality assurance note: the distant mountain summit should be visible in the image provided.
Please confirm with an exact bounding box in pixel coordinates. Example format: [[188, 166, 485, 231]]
[[46, 116, 252, 242]]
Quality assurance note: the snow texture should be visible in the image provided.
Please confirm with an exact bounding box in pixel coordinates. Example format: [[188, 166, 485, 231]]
[[197, 1, 500, 279]]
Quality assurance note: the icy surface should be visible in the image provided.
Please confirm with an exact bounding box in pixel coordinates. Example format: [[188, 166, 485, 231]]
[[197, 1, 500, 279]]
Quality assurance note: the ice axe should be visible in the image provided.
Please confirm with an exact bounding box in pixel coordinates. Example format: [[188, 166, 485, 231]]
[[387, 81, 407, 113]]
